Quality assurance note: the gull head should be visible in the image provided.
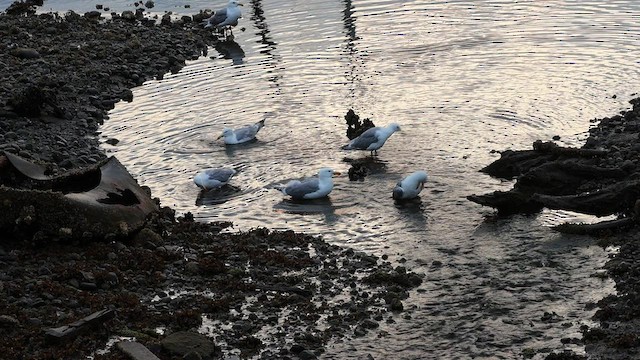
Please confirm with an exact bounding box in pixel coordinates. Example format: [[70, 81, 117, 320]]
[[218, 128, 234, 139], [228, 0, 243, 6], [318, 168, 341, 179], [388, 123, 401, 133]]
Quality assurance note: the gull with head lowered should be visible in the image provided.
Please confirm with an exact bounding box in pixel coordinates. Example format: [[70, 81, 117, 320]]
[[392, 171, 428, 200], [341, 123, 401, 155], [193, 168, 236, 191]]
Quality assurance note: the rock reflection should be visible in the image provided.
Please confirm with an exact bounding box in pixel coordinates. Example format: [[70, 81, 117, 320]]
[[343, 156, 388, 180], [249, 0, 282, 92]]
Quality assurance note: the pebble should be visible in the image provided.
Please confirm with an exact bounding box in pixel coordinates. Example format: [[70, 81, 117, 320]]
[[0, 315, 20, 327]]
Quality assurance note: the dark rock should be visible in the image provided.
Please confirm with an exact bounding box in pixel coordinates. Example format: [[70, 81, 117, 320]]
[[84, 11, 101, 19], [11, 48, 40, 59], [0, 315, 20, 327], [298, 349, 317, 360], [161, 331, 218, 358], [117, 341, 161, 360]]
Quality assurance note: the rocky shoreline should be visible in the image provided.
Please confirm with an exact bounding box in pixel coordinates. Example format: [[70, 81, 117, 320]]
[[470, 98, 640, 359], [0, 6, 423, 360], [3, 2, 640, 360]]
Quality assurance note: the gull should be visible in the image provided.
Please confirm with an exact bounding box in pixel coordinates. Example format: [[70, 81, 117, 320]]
[[392, 171, 428, 200], [341, 123, 401, 155], [276, 168, 341, 200], [217, 119, 265, 145], [203, 0, 243, 38], [193, 168, 236, 191]]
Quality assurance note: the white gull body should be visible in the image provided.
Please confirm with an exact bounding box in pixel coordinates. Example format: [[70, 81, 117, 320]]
[[342, 123, 401, 154], [218, 119, 265, 145], [203, 0, 243, 35], [278, 168, 339, 200], [392, 171, 428, 200], [194, 168, 236, 191]]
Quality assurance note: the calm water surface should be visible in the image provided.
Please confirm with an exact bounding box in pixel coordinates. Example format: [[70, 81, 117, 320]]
[[14, 0, 640, 358]]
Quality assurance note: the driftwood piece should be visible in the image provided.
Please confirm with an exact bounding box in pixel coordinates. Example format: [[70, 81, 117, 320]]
[[117, 341, 161, 360], [532, 180, 640, 217], [517, 160, 627, 194], [44, 308, 115, 344], [552, 217, 635, 235], [531, 140, 608, 157], [481, 150, 557, 180], [482, 141, 608, 180], [467, 190, 544, 215]]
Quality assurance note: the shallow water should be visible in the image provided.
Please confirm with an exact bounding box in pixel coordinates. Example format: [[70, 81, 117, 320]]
[[15, 0, 640, 358]]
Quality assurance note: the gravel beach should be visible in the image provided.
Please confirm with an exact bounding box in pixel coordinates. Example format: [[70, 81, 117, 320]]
[[2, 2, 640, 360]]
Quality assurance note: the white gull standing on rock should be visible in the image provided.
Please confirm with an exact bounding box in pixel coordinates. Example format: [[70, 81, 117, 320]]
[[217, 119, 265, 145], [276, 168, 341, 200], [392, 171, 428, 200], [341, 123, 401, 155], [203, 0, 243, 37], [194, 168, 237, 191]]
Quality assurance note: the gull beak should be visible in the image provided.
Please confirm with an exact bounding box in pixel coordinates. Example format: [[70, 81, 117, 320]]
[[238, 2, 244, 5], [216, 134, 223, 140], [333, 171, 342, 177]]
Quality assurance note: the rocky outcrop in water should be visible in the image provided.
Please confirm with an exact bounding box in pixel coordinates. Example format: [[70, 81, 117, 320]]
[[469, 97, 640, 359], [469, 98, 640, 233]]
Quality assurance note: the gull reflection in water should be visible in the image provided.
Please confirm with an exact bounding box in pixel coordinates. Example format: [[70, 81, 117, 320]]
[[214, 39, 245, 65], [394, 196, 429, 231], [273, 197, 341, 224], [195, 184, 241, 206]]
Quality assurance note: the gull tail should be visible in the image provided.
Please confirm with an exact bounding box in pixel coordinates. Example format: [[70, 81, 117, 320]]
[[341, 143, 353, 150]]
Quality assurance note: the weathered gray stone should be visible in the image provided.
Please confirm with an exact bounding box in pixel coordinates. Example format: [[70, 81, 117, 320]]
[[117, 341, 161, 360]]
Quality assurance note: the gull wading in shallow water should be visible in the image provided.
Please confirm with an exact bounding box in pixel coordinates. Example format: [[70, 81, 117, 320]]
[[194, 168, 236, 191], [276, 168, 341, 200], [202, 0, 243, 38], [392, 171, 428, 200], [217, 119, 265, 145], [341, 123, 401, 155]]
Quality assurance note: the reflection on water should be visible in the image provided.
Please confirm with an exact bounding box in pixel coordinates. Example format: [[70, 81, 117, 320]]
[[99, 0, 640, 358], [195, 184, 242, 206], [214, 39, 245, 65]]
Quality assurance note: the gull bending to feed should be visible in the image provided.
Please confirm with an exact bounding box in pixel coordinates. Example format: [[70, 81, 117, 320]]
[[217, 119, 265, 145], [194, 168, 236, 191], [341, 123, 401, 155], [392, 171, 428, 200], [203, 0, 243, 37], [277, 168, 340, 200]]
